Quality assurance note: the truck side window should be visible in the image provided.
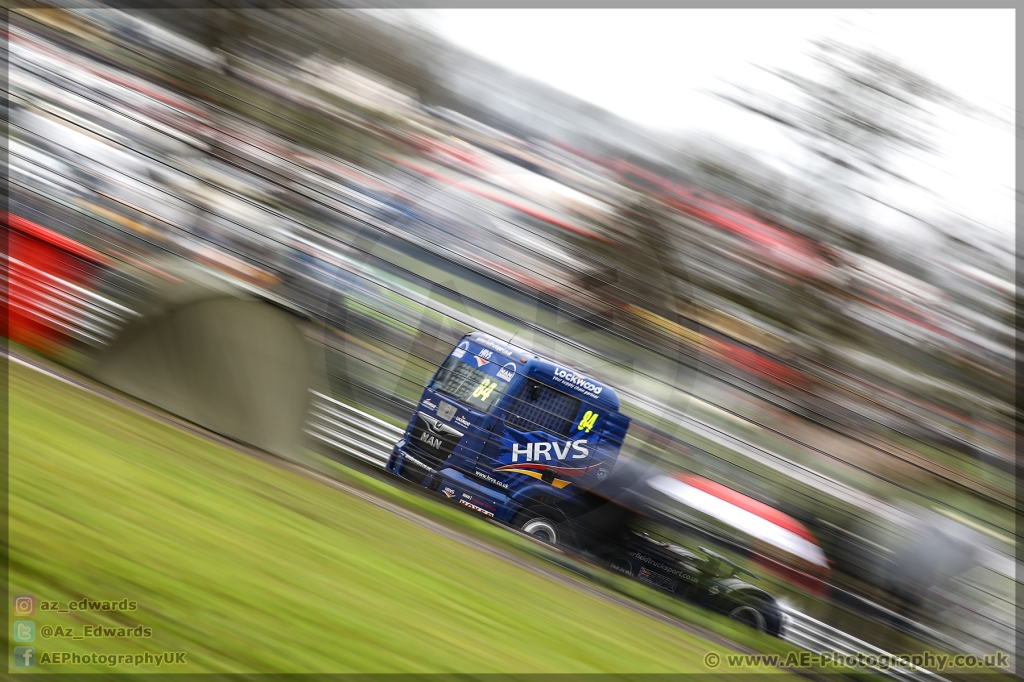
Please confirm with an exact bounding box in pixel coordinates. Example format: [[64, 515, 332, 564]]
[[504, 379, 581, 438]]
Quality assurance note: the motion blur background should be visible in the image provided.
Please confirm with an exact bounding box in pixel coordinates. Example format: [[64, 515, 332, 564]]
[[5, 3, 1016, 671]]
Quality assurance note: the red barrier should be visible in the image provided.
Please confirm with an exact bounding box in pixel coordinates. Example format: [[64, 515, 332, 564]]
[[6, 214, 109, 356]]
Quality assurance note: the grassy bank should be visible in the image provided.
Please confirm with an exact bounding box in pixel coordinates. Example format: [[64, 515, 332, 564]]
[[9, 362, 788, 675]]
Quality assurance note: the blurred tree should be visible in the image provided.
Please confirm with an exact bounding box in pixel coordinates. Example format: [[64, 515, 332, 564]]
[[286, 8, 449, 103], [717, 39, 963, 220], [665, 133, 887, 264], [131, 6, 448, 101], [563, 194, 693, 347], [128, 7, 290, 69], [670, 136, 791, 219]]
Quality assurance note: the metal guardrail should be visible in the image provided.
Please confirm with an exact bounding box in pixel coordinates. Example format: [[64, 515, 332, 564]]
[[305, 390, 403, 467], [782, 605, 944, 681]]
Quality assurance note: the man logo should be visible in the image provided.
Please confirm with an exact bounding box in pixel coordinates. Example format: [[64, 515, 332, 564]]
[[416, 412, 464, 452], [420, 432, 443, 450], [496, 362, 516, 382], [419, 413, 463, 437]]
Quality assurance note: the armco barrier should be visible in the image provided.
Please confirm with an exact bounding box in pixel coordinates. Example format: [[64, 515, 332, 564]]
[[780, 605, 943, 681], [305, 390, 403, 467]]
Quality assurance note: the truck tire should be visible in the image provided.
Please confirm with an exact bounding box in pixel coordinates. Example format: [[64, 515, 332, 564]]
[[513, 501, 583, 550], [520, 517, 559, 545]]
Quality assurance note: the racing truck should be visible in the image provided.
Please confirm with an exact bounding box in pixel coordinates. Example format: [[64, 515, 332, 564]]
[[387, 331, 628, 546], [386, 331, 786, 635]]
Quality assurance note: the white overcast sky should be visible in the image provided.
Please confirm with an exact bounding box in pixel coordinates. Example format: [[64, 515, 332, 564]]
[[402, 9, 1014, 250]]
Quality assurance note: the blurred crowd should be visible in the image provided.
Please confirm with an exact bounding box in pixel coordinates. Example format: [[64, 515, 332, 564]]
[[6, 7, 1014, 656]]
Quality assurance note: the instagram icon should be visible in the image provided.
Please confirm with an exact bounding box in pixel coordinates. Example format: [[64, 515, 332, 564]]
[[13, 595, 34, 617]]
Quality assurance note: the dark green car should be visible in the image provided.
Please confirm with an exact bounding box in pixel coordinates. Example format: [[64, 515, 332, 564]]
[[601, 531, 784, 636], [547, 460, 787, 637]]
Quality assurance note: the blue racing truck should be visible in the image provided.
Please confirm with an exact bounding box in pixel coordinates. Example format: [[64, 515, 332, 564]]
[[387, 331, 630, 546], [386, 331, 788, 636]]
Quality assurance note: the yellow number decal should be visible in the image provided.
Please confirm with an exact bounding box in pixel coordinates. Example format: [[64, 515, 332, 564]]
[[577, 410, 599, 433], [473, 379, 497, 401]]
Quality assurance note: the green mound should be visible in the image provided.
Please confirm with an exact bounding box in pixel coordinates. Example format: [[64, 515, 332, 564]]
[[90, 295, 312, 458]]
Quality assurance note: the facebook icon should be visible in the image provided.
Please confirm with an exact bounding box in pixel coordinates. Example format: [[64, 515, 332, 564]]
[[13, 646, 35, 668]]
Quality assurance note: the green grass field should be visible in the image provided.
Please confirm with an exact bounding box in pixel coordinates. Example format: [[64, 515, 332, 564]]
[[9, 362, 793, 675]]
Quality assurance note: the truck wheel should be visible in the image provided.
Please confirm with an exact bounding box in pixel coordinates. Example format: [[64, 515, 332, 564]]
[[520, 517, 559, 545]]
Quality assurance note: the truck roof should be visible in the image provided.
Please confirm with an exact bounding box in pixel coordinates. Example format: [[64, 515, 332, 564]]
[[464, 331, 621, 411]]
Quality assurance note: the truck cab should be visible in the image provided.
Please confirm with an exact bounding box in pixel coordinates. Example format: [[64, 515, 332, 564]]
[[387, 332, 630, 544]]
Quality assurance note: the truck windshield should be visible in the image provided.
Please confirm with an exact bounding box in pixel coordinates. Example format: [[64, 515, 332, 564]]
[[430, 355, 509, 412]]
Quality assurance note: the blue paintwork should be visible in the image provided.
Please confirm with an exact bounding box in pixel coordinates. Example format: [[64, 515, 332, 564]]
[[386, 331, 631, 524]]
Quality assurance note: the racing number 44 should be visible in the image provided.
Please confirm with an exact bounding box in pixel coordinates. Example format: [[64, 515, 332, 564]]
[[577, 410, 598, 433], [472, 379, 498, 401]]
